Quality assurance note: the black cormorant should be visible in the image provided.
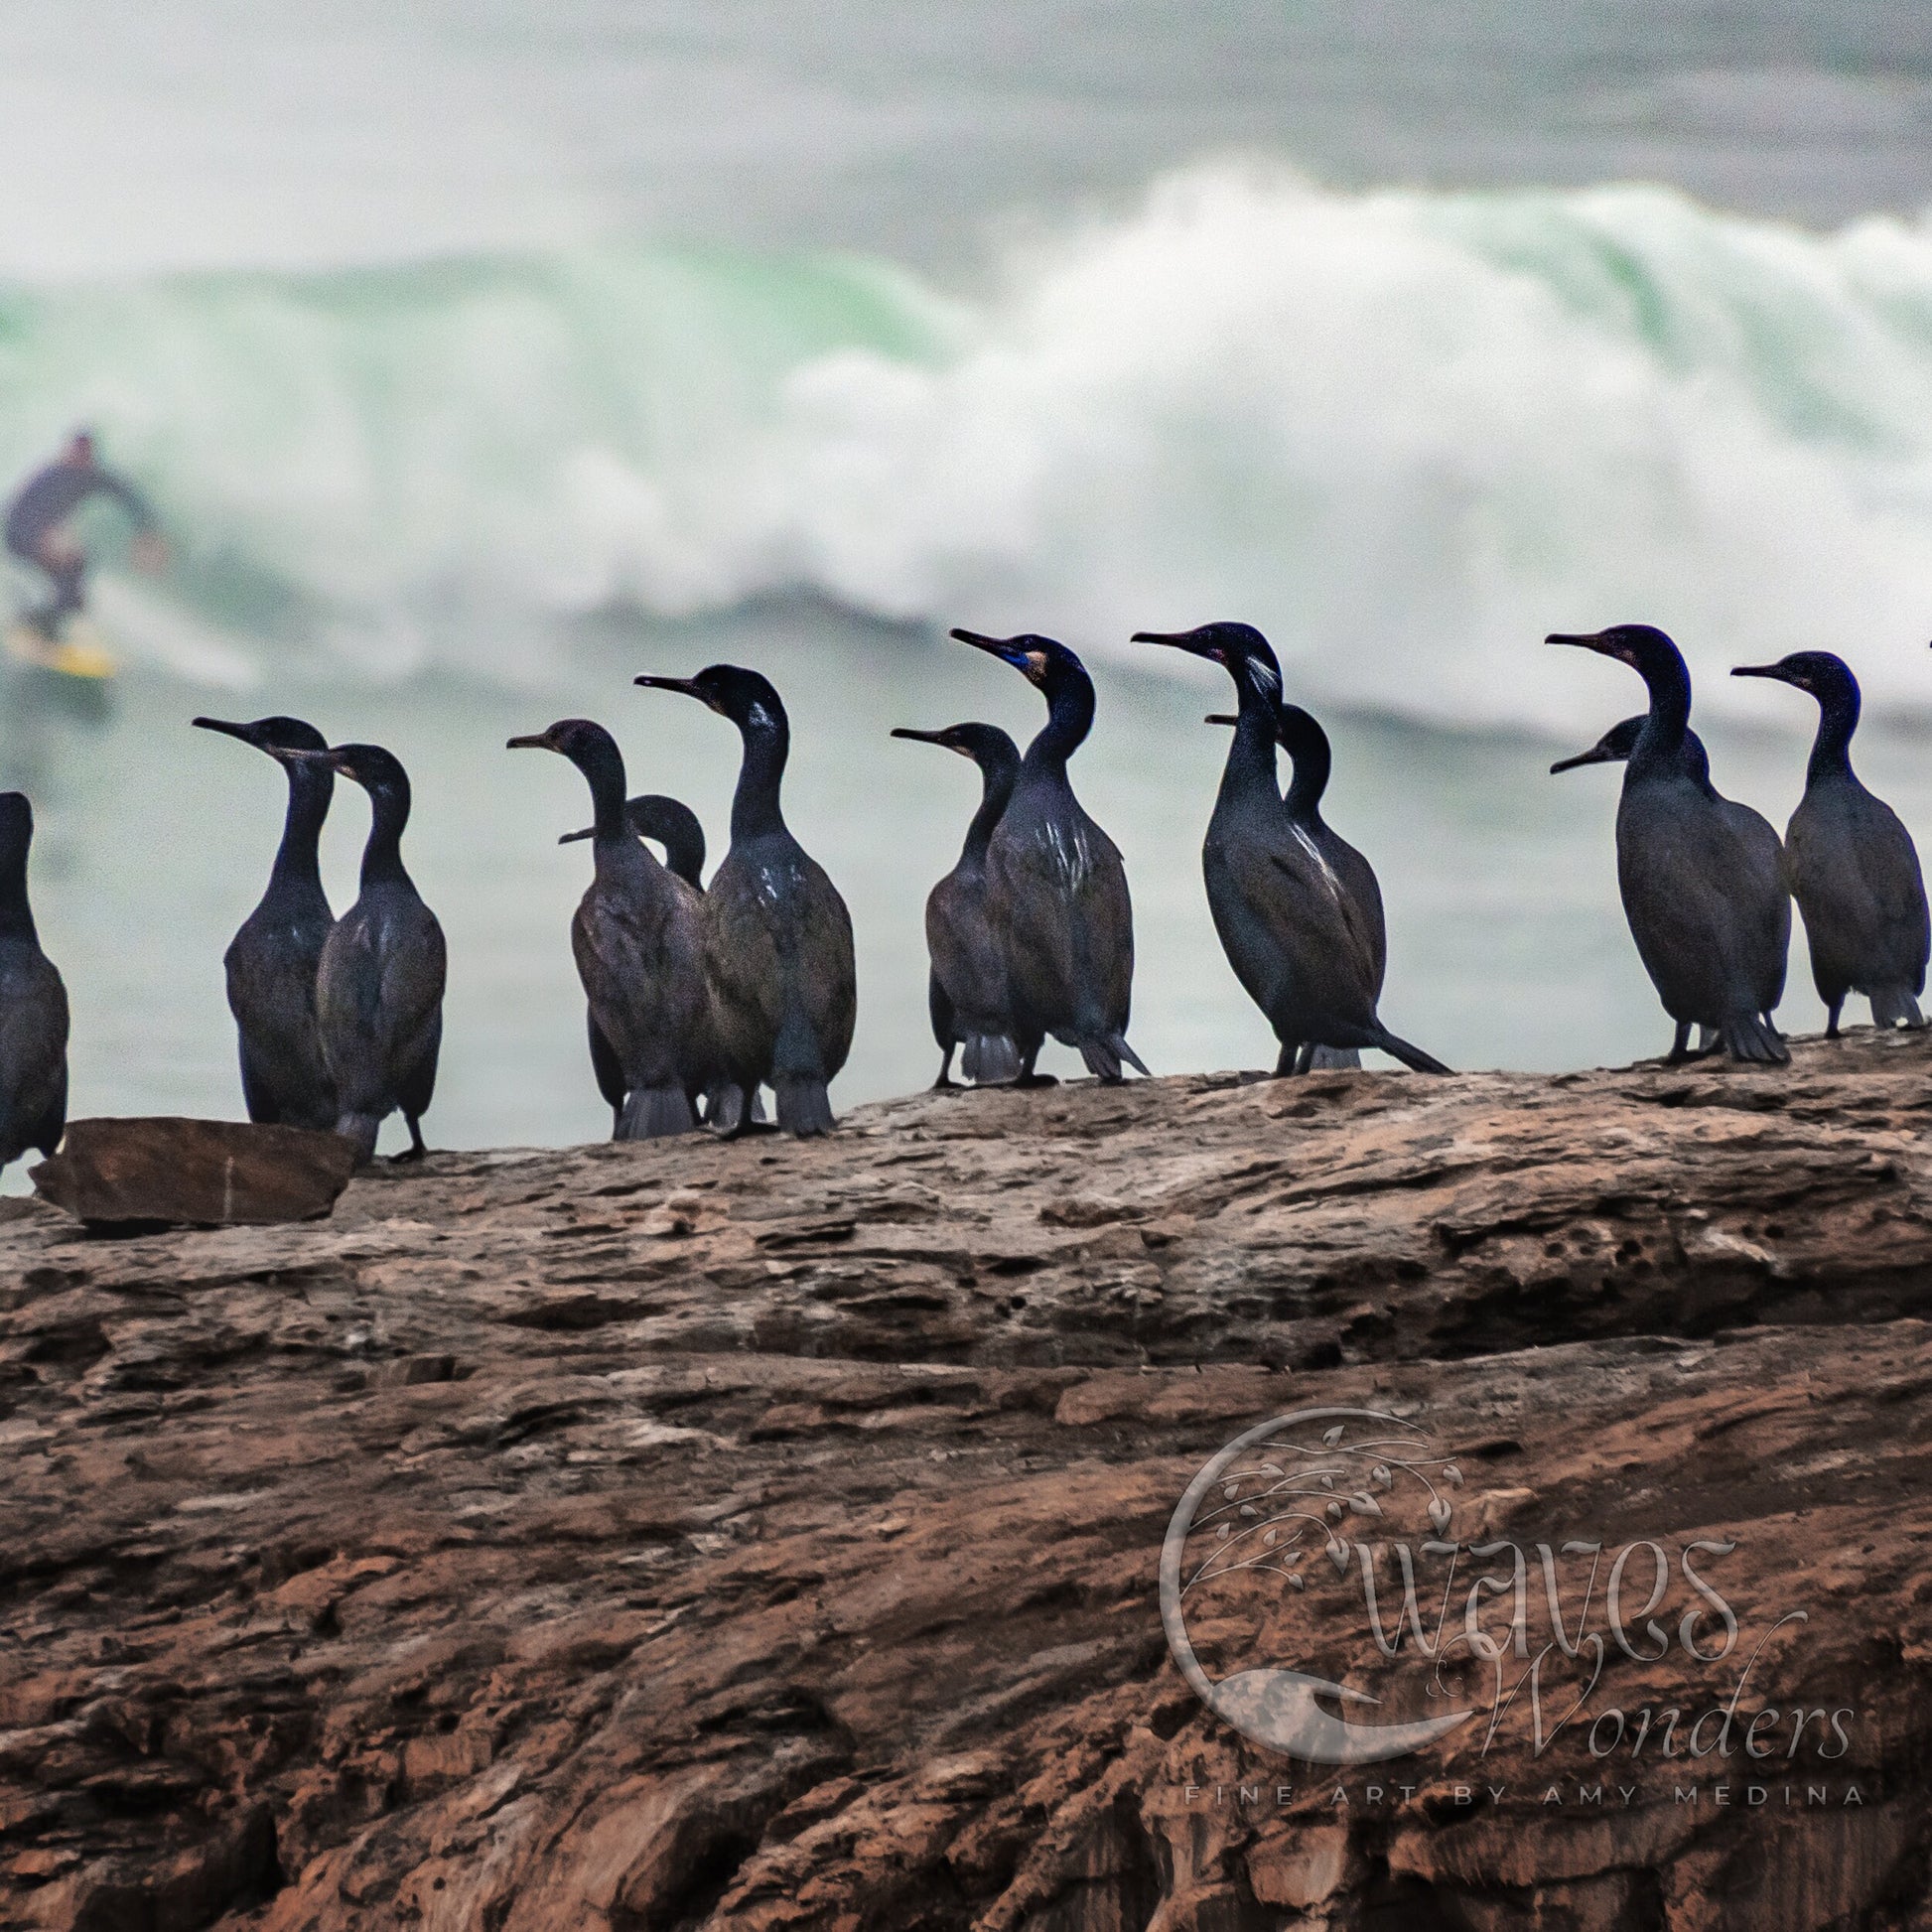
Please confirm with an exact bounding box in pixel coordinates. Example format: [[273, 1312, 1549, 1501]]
[[1148, 623, 1449, 1074], [1551, 715, 1721, 1053], [891, 722, 1023, 1086], [1547, 624, 1790, 1062], [560, 794, 707, 888], [302, 743, 447, 1161], [510, 720, 717, 1138], [1202, 701, 1389, 1070], [634, 665, 856, 1135], [950, 627, 1145, 1082], [1731, 650, 1928, 1034], [560, 793, 709, 1125], [191, 714, 338, 1129], [1552, 714, 1778, 932], [0, 794, 68, 1172]]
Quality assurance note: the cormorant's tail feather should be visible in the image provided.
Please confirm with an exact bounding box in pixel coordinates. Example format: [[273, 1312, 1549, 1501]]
[[1371, 1029, 1454, 1076], [1871, 987, 1925, 1030], [961, 1032, 1022, 1085], [1077, 1032, 1150, 1080], [1077, 1036, 1122, 1081], [775, 1078, 836, 1137], [334, 1113, 380, 1165], [1722, 1012, 1791, 1064], [1308, 1045, 1362, 1070], [619, 1083, 697, 1140]]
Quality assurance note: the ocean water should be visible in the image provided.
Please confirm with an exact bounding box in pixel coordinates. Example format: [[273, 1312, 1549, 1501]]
[[3, 2, 1932, 1165]]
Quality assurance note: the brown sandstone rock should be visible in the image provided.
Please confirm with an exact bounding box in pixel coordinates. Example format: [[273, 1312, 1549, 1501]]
[[30, 1117, 357, 1229], [1, 1035, 1930, 1929]]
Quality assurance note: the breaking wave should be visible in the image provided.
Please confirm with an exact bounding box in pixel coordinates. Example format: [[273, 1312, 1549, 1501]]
[[8, 162, 1932, 725]]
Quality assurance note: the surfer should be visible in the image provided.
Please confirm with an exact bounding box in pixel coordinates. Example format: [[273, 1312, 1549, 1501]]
[[5, 431, 165, 640]]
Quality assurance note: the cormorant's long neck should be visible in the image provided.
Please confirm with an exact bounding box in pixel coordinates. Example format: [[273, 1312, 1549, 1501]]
[[358, 785, 413, 892], [657, 824, 704, 888], [574, 737, 631, 847], [0, 842, 35, 945], [959, 758, 1019, 866], [1634, 651, 1693, 759], [1806, 681, 1859, 787], [1279, 707, 1333, 826], [1025, 670, 1095, 777], [1214, 669, 1283, 812], [266, 763, 331, 903], [729, 718, 789, 841]]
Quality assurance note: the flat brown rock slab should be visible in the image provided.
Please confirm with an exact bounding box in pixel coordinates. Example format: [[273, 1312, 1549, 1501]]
[[2, 1035, 1932, 1928], [30, 1118, 358, 1230]]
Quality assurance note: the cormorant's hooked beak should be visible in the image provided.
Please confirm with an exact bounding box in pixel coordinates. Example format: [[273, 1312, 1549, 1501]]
[[1549, 743, 1616, 774], [1203, 713, 1237, 728], [1730, 663, 1801, 688], [1133, 627, 1224, 662], [951, 626, 1053, 685], [505, 731, 555, 752], [634, 673, 720, 713], [191, 715, 255, 744], [1545, 630, 1629, 661], [949, 626, 1018, 661], [557, 826, 593, 845], [891, 726, 968, 757]]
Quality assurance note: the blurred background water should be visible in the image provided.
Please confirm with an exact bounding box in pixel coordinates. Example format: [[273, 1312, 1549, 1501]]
[[4, 0, 1932, 1161]]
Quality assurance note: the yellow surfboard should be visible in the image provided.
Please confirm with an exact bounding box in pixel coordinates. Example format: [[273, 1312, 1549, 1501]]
[[4, 618, 116, 682]]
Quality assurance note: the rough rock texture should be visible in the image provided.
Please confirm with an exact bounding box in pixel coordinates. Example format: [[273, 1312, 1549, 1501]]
[[3, 1033, 1931, 1930], [31, 1120, 357, 1230]]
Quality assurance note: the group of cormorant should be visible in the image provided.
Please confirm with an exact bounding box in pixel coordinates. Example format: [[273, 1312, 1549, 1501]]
[[0, 620, 1925, 1173], [1548, 624, 1927, 1063]]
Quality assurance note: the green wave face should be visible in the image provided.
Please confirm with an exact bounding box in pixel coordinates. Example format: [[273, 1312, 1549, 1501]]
[[0, 240, 955, 642], [7, 168, 1932, 729]]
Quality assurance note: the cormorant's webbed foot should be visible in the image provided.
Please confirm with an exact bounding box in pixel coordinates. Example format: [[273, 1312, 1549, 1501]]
[[1013, 1073, 1060, 1089]]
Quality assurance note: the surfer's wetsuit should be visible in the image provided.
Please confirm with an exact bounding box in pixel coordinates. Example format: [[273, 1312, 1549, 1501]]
[[5, 456, 156, 637]]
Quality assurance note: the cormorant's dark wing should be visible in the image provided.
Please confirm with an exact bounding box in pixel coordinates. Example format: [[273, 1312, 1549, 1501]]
[[318, 895, 448, 1118], [0, 947, 68, 1165], [397, 1009, 442, 1124], [377, 902, 448, 1054], [1320, 827, 1388, 993], [587, 1010, 627, 1116], [988, 797, 1134, 1041], [1618, 780, 1788, 1024], [925, 867, 1013, 1039], [223, 909, 335, 1130], [1848, 793, 1931, 988], [570, 870, 709, 1088], [703, 842, 856, 1086]]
